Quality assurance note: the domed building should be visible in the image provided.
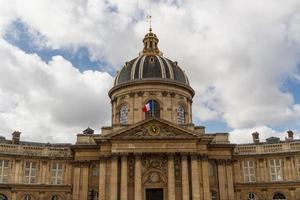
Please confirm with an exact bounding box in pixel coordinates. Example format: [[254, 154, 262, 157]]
[[0, 28, 300, 200]]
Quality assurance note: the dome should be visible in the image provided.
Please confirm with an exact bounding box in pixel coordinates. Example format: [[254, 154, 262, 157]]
[[114, 55, 189, 86], [113, 28, 190, 86]]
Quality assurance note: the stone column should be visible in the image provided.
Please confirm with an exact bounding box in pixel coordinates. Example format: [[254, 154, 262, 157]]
[[81, 164, 89, 200], [289, 189, 296, 200], [110, 156, 119, 200], [14, 160, 20, 183], [72, 165, 81, 200], [134, 155, 142, 200], [217, 160, 227, 200], [259, 159, 265, 182], [226, 162, 235, 200], [11, 192, 17, 200], [121, 155, 128, 200], [168, 155, 176, 200], [201, 157, 211, 200], [290, 157, 296, 181], [99, 157, 107, 200], [41, 161, 47, 184], [191, 155, 200, 200], [181, 155, 190, 200]]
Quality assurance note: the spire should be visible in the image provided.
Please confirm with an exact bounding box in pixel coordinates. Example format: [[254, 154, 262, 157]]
[[140, 15, 162, 56], [148, 15, 152, 32]]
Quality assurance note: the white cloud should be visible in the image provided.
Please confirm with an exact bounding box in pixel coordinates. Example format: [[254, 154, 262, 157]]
[[0, 0, 300, 142], [229, 126, 300, 144], [0, 39, 113, 143]]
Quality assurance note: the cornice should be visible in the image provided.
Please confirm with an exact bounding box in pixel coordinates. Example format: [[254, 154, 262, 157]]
[[109, 79, 195, 97]]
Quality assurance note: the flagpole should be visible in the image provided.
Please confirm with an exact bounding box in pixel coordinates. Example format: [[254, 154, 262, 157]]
[[151, 100, 154, 117]]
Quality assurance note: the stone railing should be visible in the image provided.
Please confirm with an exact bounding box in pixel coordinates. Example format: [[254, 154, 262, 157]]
[[235, 141, 300, 155], [0, 143, 72, 158]]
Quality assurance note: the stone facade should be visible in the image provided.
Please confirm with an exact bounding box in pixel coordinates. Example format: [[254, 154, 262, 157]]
[[0, 29, 299, 200]]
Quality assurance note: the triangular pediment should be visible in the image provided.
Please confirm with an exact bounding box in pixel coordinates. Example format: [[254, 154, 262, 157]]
[[104, 118, 199, 140]]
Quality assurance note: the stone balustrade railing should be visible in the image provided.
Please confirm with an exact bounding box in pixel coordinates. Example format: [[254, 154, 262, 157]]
[[235, 141, 300, 155], [0, 143, 72, 157]]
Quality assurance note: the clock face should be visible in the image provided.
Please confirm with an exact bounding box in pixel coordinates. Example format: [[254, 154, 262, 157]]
[[149, 125, 160, 136]]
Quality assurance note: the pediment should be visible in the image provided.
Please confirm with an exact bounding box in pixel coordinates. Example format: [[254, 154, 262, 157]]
[[105, 118, 199, 140]]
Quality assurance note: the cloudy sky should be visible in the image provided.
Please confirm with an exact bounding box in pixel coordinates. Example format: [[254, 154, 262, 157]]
[[0, 0, 300, 144]]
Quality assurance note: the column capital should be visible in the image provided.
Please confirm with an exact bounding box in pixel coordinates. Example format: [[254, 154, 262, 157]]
[[199, 155, 209, 161]]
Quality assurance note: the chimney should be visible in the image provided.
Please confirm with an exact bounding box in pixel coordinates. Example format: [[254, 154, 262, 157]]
[[252, 131, 260, 144], [287, 130, 294, 141], [12, 131, 21, 145]]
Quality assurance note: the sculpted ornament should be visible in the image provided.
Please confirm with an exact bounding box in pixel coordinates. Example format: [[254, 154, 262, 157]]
[[142, 154, 168, 175], [112, 121, 197, 139]]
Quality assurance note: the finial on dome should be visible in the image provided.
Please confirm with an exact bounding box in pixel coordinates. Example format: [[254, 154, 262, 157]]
[[140, 15, 162, 56], [147, 15, 152, 32]]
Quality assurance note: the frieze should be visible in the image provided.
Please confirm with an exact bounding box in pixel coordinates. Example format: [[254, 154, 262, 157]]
[[112, 121, 197, 139]]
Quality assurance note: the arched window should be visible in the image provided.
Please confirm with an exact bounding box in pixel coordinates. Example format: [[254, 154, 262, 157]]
[[247, 193, 256, 200], [273, 193, 286, 200], [211, 191, 218, 200], [0, 194, 7, 200], [25, 194, 31, 200], [144, 100, 160, 118], [177, 105, 185, 124], [51, 195, 58, 200], [119, 106, 128, 124]]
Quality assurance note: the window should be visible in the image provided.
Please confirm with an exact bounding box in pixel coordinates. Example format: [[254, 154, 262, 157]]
[[52, 195, 59, 200], [247, 193, 256, 200], [208, 162, 215, 177], [51, 163, 63, 184], [273, 192, 286, 199], [92, 164, 99, 177], [177, 105, 185, 124], [24, 194, 31, 200], [0, 194, 7, 200], [269, 159, 283, 181], [89, 190, 99, 200], [24, 161, 37, 184], [243, 160, 256, 182], [94, 192, 99, 200], [211, 191, 217, 200], [145, 100, 160, 118], [0, 160, 9, 183], [119, 106, 128, 124]]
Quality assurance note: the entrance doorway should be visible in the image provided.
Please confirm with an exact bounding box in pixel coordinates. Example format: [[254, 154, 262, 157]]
[[146, 188, 163, 200]]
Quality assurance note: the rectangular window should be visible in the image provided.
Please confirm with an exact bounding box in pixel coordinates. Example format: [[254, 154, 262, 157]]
[[243, 160, 256, 182], [24, 161, 37, 183], [0, 160, 9, 183], [51, 162, 63, 184], [269, 159, 283, 181], [92, 164, 99, 177]]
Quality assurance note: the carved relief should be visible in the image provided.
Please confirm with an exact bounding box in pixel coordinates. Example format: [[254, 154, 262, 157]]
[[112, 121, 197, 139], [174, 155, 182, 186], [128, 155, 135, 185], [142, 170, 167, 184], [141, 154, 168, 184]]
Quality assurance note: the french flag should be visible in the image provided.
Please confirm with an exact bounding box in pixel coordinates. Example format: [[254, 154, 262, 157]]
[[142, 101, 152, 112]]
